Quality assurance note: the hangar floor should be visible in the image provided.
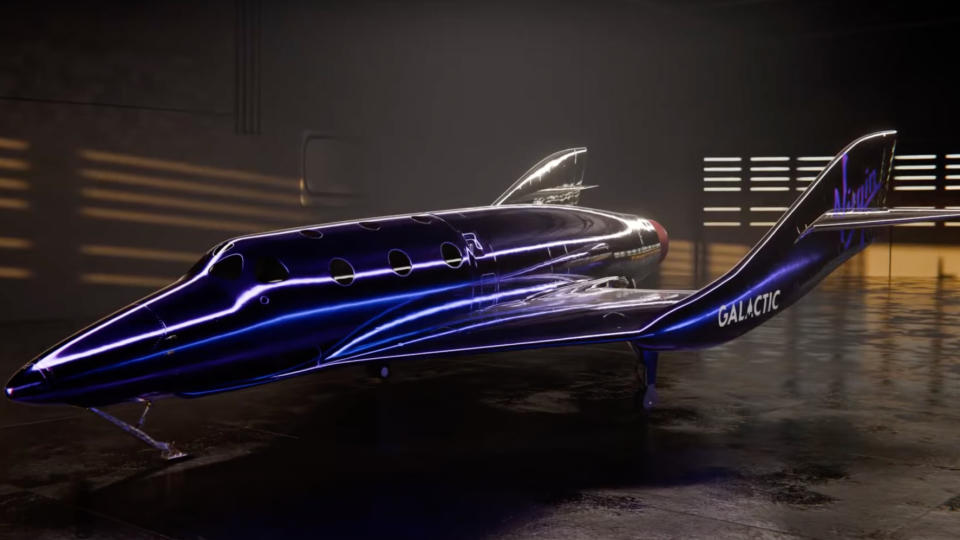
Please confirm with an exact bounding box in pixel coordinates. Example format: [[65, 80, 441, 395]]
[[0, 277, 959, 539]]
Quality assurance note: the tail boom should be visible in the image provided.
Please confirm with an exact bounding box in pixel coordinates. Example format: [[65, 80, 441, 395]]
[[635, 130, 899, 350]]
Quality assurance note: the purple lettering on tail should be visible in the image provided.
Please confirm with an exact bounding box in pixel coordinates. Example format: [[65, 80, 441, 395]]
[[832, 154, 880, 248]]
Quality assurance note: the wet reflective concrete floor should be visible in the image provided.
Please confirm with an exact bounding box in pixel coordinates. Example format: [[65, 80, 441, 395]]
[[0, 277, 959, 539]]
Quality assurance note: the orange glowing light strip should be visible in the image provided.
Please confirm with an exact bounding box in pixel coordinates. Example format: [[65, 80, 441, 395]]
[[80, 244, 199, 263], [81, 206, 268, 233], [0, 158, 29, 171], [0, 138, 28, 151], [81, 273, 175, 288], [79, 168, 302, 206], [81, 187, 314, 222], [0, 237, 32, 249], [0, 266, 32, 279], [78, 150, 295, 188], [0, 197, 29, 209], [0, 178, 29, 190], [660, 262, 693, 272]]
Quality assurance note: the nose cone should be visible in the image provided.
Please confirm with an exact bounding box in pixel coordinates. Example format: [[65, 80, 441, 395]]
[[5, 367, 47, 402], [650, 220, 669, 262], [6, 306, 165, 405]]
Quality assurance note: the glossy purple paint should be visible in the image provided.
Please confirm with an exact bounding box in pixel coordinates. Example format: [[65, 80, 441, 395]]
[[6, 205, 663, 406], [5, 132, 899, 410]]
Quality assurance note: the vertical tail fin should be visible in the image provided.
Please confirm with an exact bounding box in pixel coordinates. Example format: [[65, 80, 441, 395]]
[[750, 130, 896, 255], [639, 130, 897, 349]]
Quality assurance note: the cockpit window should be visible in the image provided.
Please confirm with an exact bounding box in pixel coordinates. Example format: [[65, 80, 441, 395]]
[[182, 241, 234, 279], [210, 254, 244, 279], [183, 253, 212, 279], [255, 257, 290, 283]]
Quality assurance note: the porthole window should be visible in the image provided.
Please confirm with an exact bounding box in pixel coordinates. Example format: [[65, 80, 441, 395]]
[[388, 249, 413, 276], [411, 215, 432, 224], [358, 221, 381, 231], [441, 242, 464, 268], [299, 229, 323, 239], [209, 254, 244, 280], [330, 258, 355, 286], [255, 257, 289, 283]]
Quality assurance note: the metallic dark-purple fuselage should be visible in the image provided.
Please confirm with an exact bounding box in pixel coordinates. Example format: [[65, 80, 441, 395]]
[[4, 131, 909, 423], [5, 205, 667, 406]]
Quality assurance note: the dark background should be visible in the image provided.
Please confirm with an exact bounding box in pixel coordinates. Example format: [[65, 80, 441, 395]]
[[0, 0, 958, 322]]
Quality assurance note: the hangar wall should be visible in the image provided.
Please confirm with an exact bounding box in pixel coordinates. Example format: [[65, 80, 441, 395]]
[[0, 1, 957, 323]]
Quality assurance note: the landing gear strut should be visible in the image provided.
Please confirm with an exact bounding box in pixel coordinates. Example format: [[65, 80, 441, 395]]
[[88, 399, 187, 460], [630, 343, 658, 411]]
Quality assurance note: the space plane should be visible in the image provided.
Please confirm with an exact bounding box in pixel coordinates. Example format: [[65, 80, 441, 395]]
[[6, 130, 959, 459]]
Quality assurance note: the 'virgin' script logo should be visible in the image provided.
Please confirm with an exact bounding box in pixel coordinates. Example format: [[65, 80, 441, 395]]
[[832, 154, 880, 248]]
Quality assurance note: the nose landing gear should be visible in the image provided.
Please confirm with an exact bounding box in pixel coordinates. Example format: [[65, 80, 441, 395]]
[[88, 399, 187, 461]]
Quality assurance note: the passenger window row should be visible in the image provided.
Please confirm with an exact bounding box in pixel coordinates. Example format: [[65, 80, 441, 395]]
[[207, 241, 465, 285]]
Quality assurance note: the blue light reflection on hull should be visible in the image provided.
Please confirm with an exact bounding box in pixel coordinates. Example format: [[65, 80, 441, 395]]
[[5, 131, 896, 408], [9, 205, 662, 406]]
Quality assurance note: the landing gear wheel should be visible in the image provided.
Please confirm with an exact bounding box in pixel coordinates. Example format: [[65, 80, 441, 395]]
[[633, 383, 658, 411], [630, 343, 659, 411], [639, 384, 658, 411], [366, 363, 391, 380]]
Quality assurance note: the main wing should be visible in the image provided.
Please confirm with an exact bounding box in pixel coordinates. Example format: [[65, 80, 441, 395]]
[[328, 277, 693, 363]]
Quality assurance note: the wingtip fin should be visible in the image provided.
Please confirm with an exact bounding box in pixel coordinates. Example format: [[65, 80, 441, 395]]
[[493, 147, 589, 206]]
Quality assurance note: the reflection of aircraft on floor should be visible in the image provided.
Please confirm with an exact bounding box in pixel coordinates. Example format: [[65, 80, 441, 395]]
[[6, 130, 956, 459]]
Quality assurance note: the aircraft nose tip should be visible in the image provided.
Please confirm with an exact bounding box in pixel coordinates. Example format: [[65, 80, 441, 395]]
[[7, 306, 166, 405], [4, 366, 46, 402]]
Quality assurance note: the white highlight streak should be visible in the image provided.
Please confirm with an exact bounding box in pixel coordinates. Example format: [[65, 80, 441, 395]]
[[894, 175, 937, 180], [894, 164, 936, 170], [703, 221, 741, 227]]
